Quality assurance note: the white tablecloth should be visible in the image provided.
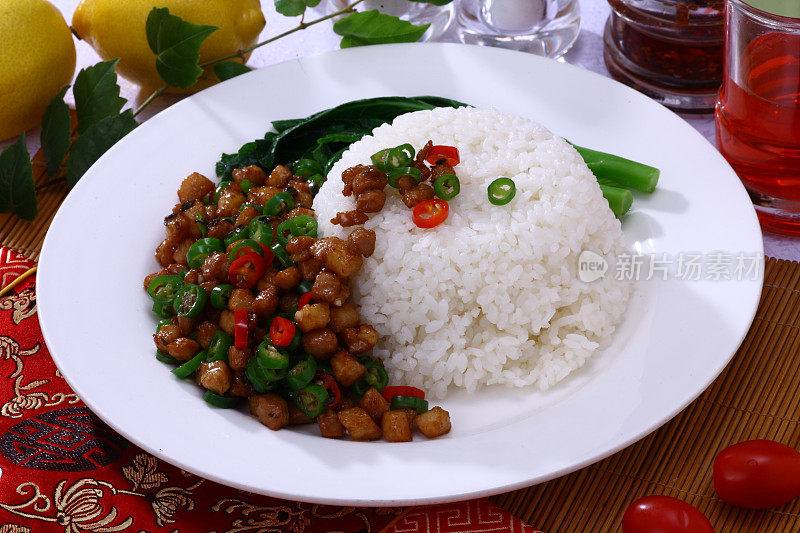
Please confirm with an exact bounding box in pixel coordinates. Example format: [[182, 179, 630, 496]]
[[8, 0, 799, 258]]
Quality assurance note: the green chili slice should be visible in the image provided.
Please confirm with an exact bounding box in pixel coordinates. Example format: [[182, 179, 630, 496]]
[[240, 179, 254, 195], [387, 166, 422, 188], [286, 356, 316, 391], [202, 390, 240, 408], [246, 356, 273, 393], [229, 239, 264, 262], [152, 301, 175, 319], [294, 158, 324, 178], [271, 243, 294, 268], [370, 148, 391, 171], [186, 237, 225, 269], [263, 191, 295, 217], [256, 341, 290, 370], [210, 284, 233, 310], [487, 177, 516, 206], [295, 384, 329, 418], [247, 216, 273, 245], [290, 215, 317, 238], [156, 351, 179, 365], [306, 174, 324, 188], [171, 350, 206, 379], [390, 395, 429, 414], [386, 144, 415, 169], [173, 283, 207, 318], [434, 174, 460, 200], [213, 180, 231, 203], [224, 227, 249, 248], [207, 330, 233, 363], [276, 219, 293, 247], [147, 275, 183, 304]]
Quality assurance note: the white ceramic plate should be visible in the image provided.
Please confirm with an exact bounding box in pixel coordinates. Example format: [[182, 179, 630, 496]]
[[37, 43, 763, 506]]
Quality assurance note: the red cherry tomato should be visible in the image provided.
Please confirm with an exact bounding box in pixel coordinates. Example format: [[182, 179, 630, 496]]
[[412, 199, 449, 229], [714, 440, 800, 509], [622, 496, 713, 533], [269, 316, 295, 347]]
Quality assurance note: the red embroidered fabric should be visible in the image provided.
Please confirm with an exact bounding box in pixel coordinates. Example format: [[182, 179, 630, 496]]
[[0, 247, 539, 532]]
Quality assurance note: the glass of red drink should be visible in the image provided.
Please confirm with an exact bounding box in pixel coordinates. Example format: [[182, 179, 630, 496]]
[[716, 0, 800, 235]]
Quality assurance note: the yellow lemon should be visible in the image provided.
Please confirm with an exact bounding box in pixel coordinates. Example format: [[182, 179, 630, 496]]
[[0, 0, 76, 141], [73, 0, 266, 92]]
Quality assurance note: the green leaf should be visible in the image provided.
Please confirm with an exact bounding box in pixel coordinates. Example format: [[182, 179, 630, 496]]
[[408, 0, 452, 5], [146, 7, 218, 89], [0, 134, 36, 220], [214, 61, 251, 81], [40, 86, 72, 176], [73, 60, 126, 134], [274, 0, 320, 16], [65, 111, 138, 188], [333, 11, 429, 48]]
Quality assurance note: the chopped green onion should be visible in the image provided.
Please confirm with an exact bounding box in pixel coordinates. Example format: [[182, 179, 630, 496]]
[[433, 174, 460, 200], [487, 177, 516, 206]]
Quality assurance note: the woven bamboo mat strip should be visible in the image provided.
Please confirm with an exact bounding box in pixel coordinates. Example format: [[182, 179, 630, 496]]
[[491, 256, 800, 532]]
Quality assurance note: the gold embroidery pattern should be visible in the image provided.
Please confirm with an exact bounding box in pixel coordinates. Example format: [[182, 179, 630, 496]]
[[0, 287, 36, 325]]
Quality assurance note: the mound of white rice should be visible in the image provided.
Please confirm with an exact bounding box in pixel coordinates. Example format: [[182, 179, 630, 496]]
[[315, 107, 630, 399]]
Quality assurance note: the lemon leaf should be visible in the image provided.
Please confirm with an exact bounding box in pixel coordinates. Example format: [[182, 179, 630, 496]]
[[274, 0, 320, 17], [214, 61, 251, 81], [333, 11, 429, 48], [40, 86, 72, 176], [65, 111, 138, 188], [73, 60, 126, 134], [0, 134, 36, 221], [146, 7, 218, 89]]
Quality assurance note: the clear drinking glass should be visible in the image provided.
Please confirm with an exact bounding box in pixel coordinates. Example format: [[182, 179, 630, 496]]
[[603, 0, 724, 112], [453, 0, 581, 58], [328, 0, 455, 41], [715, 0, 800, 235]]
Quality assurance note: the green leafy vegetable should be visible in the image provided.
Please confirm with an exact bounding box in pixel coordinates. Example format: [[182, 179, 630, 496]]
[[215, 96, 466, 180], [73, 60, 126, 134], [274, 0, 321, 17], [40, 86, 72, 176], [0, 135, 36, 220], [145, 7, 218, 89], [214, 61, 252, 81], [333, 10, 429, 48], [65, 111, 138, 188]]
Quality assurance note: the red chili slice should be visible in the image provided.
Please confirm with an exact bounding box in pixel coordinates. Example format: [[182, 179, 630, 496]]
[[234, 308, 248, 348], [381, 385, 425, 402], [228, 253, 265, 289], [258, 243, 275, 265], [412, 199, 449, 229], [315, 371, 341, 409], [298, 292, 319, 309], [269, 316, 295, 347], [424, 145, 460, 167]]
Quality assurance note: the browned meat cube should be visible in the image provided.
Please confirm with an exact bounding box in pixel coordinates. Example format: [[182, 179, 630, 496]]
[[294, 302, 331, 333], [415, 406, 451, 438], [329, 302, 359, 333], [227, 346, 251, 372], [334, 396, 356, 412], [154, 324, 181, 352], [166, 337, 200, 361], [275, 266, 302, 291], [340, 324, 378, 354], [177, 172, 214, 203], [337, 407, 382, 441], [233, 164, 268, 186], [318, 409, 345, 438], [330, 350, 365, 387], [358, 387, 389, 423], [194, 321, 218, 350], [382, 410, 413, 442], [228, 372, 253, 397], [301, 328, 338, 361], [249, 393, 289, 431], [196, 361, 232, 395], [288, 403, 314, 425], [266, 164, 292, 188]]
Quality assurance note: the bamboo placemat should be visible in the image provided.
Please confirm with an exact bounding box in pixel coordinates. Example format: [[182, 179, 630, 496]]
[[492, 256, 800, 532], [3, 143, 799, 531]]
